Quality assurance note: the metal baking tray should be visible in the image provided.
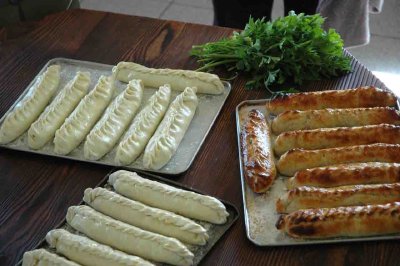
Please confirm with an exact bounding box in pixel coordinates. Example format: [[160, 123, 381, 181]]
[[0, 58, 231, 175], [236, 99, 400, 246], [17, 169, 239, 265]]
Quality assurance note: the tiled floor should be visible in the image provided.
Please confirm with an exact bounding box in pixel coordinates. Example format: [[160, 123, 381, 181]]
[[81, 0, 400, 95]]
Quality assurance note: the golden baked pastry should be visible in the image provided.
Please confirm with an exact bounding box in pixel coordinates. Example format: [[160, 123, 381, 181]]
[[240, 109, 276, 193], [276, 202, 400, 239], [266, 86, 397, 115], [271, 107, 400, 134], [276, 183, 400, 213], [274, 124, 400, 156], [287, 162, 400, 189], [277, 143, 400, 176]]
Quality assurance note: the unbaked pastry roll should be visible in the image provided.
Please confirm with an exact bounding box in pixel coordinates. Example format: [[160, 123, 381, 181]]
[[22, 249, 80, 266], [28, 71, 90, 149], [143, 87, 198, 170], [84, 187, 208, 245], [287, 162, 400, 189], [271, 107, 400, 134], [115, 85, 171, 165], [109, 170, 229, 224], [276, 202, 400, 239], [276, 183, 400, 213], [274, 124, 400, 156], [0, 65, 60, 144], [46, 229, 154, 266], [54, 75, 114, 155], [277, 143, 400, 176], [84, 79, 143, 160], [66, 205, 193, 266], [114, 61, 224, 94], [266, 86, 398, 115]]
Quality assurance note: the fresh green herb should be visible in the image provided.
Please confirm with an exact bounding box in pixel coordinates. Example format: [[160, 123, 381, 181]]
[[190, 11, 351, 89]]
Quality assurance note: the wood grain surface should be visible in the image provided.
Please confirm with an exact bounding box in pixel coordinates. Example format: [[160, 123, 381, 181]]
[[0, 9, 397, 266]]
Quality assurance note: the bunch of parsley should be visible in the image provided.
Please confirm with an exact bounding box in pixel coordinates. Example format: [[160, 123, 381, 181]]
[[190, 11, 351, 89]]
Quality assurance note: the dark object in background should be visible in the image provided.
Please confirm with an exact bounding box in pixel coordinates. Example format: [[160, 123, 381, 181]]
[[212, 0, 319, 28], [0, 0, 80, 26]]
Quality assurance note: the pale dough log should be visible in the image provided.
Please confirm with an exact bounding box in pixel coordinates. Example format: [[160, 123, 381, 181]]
[[84, 79, 143, 160], [109, 170, 229, 224], [0, 65, 60, 144], [143, 87, 198, 170], [266, 86, 398, 115], [22, 249, 80, 266], [28, 71, 90, 149], [54, 75, 114, 155], [271, 107, 400, 134], [113, 61, 224, 95], [66, 205, 193, 266], [276, 202, 400, 239], [286, 162, 400, 189], [274, 124, 400, 156], [277, 143, 400, 176], [46, 229, 154, 266], [276, 183, 400, 213], [115, 85, 171, 165], [84, 187, 208, 245]]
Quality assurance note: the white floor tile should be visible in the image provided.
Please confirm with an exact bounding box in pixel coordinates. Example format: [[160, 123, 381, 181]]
[[161, 3, 213, 25], [174, 0, 212, 9], [348, 35, 400, 75], [370, 0, 400, 38], [81, 0, 171, 18]]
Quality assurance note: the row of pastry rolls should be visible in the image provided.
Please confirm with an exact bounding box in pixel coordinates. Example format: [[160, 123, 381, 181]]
[[265, 87, 400, 239], [0, 64, 211, 170], [23, 170, 229, 266]]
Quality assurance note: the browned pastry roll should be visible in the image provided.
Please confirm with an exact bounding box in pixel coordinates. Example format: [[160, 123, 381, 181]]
[[274, 124, 400, 156], [240, 109, 276, 193], [277, 143, 400, 176], [276, 202, 400, 239], [271, 107, 400, 134], [287, 162, 400, 189], [276, 183, 400, 213], [266, 86, 398, 115]]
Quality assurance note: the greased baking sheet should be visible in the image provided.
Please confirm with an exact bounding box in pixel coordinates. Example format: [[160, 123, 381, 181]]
[[0, 58, 231, 175], [17, 170, 239, 265], [236, 99, 400, 246]]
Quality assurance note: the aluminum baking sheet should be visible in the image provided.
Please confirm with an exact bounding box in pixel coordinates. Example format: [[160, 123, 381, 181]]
[[0, 58, 231, 175], [17, 170, 239, 265], [236, 99, 400, 246]]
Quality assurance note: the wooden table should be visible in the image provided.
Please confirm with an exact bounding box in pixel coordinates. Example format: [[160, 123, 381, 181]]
[[0, 9, 396, 266]]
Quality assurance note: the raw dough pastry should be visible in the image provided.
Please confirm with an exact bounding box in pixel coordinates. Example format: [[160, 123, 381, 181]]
[[84, 79, 143, 160], [115, 84, 171, 165], [240, 109, 276, 193], [276, 202, 400, 239], [28, 71, 90, 149], [22, 248, 80, 266], [143, 87, 198, 170], [286, 162, 400, 189], [114, 61, 224, 95], [83, 187, 209, 245], [54, 75, 113, 155], [274, 124, 400, 156], [46, 229, 154, 266], [271, 107, 400, 134], [66, 205, 193, 266], [277, 143, 400, 176], [276, 183, 400, 213], [109, 170, 229, 224], [0, 65, 60, 144], [266, 86, 398, 115]]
